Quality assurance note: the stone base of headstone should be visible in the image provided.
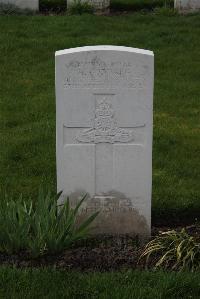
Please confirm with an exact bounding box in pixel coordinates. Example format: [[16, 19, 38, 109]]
[[59, 193, 151, 239], [67, 0, 110, 12], [0, 0, 39, 10], [174, 0, 200, 13]]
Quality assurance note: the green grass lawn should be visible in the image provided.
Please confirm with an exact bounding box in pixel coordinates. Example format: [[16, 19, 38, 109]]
[[0, 267, 200, 298], [0, 12, 200, 225]]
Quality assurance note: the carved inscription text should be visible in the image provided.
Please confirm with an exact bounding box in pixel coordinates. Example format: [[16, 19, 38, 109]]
[[64, 56, 147, 88]]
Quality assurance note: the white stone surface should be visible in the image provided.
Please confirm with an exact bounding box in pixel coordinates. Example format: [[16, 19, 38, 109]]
[[174, 0, 200, 12], [0, 0, 38, 10], [56, 45, 154, 236], [67, 0, 110, 10]]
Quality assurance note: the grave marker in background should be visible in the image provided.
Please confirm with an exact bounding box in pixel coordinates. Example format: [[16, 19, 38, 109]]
[[175, 0, 200, 12], [0, 0, 39, 10], [56, 46, 154, 237]]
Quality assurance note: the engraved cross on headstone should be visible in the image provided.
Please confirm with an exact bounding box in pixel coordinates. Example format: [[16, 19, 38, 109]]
[[64, 94, 145, 195]]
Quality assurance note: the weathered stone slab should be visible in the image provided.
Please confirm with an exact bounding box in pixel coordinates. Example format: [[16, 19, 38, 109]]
[[67, 0, 110, 11], [0, 0, 39, 10], [174, 0, 200, 12], [56, 46, 154, 237]]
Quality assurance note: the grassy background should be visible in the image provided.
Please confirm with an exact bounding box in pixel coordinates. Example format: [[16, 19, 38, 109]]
[[0, 13, 200, 225], [1, 267, 200, 298]]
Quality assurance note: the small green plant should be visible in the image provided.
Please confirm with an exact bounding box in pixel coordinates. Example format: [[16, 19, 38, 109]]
[[140, 229, 200, 271], [0, 190, 98, 257], [153, 6, 178, 16], [0, 194, 32, 254], [28, 190, 99, 257], [68, 0, 94, 15]]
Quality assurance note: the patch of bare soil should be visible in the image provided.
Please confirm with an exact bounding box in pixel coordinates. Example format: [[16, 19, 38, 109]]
[[0, 225, 199, 272]]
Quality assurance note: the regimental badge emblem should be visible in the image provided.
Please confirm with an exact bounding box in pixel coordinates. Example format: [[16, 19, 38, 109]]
[[76, 97, 135, 144]]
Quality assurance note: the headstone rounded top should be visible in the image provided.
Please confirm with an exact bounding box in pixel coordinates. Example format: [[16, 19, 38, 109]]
[[55, 45, 154, 57]]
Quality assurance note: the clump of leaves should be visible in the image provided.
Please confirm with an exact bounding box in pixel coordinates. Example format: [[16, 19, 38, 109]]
[[0, 194, 32, 254], [29, 191, 99, 257], [153, 6, 178, 16], [140, 229, 200, 271], [0, 190, 98, 258], [68, 0, 94, 15]]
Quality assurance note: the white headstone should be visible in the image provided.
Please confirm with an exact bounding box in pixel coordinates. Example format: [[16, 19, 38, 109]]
[[175, 0, 200, 12], [56, 46, 154, 237], [67, 0, 110, 11], [0, 0, 38, 10]]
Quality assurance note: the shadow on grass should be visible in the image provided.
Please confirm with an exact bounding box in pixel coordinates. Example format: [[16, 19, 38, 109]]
[[110, 0, 174, 11], [40, 0, 174, 13], [152, 206, 200, 227]]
